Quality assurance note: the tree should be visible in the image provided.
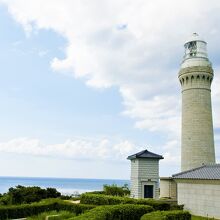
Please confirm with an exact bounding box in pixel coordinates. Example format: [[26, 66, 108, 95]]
[[1, 185, 62, 205], [46, 187, 61, 198]]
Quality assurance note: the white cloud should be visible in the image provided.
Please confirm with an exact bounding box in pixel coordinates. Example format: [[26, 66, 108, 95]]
[[162, 140, 180, 164], [0, 137, 141, 161], [2, 0, 219, 128], [1, 0, 220, 170], [212, 69, 220, 128], [122, 91, 181, 136], [215, 135, 220, 142], [38, 50, 48, 57], [0, 137, 178, 171]]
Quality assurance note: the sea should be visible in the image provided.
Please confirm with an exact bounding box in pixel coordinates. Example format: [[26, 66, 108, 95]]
[[0, 176, 129, 195]]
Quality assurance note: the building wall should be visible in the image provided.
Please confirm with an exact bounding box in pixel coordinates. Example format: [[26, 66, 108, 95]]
[[130, 159, 140, 198], [160, 178, 177, 199], [138, 159, 159, 179], [179, 66, 215, 171], [176, 179, 220, 219], [130, 158, 160, 199]]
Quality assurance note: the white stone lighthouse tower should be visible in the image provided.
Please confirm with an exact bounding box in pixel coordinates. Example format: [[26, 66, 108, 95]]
[[179, 33, 215, 171]]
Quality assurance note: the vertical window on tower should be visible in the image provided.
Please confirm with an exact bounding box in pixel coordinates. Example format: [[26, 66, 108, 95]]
[[188, 41, 197, 57]]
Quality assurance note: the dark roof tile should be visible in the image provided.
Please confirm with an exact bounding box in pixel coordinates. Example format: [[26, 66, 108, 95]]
[[127, 149, 163, 160], [172, 164, 220, 180]]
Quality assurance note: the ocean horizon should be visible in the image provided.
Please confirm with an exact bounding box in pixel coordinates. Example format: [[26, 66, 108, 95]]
[[0, 176, 129, 195]]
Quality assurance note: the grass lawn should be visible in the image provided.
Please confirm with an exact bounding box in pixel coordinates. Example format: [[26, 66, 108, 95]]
[[192, 215, 218, 220]]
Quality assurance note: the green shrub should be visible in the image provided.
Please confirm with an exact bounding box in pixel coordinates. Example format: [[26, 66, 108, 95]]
[[86, 191, 105, 195], [80, 193, 172, 210], [59, 195, 73, 200], [141, 210, 191, 220], [0, 199, 94, 220], [103, 184, 130, 197], [134, 199, 171, 211], [170, 204, 184, 210], [0, 185, 62, 205], [0, 195, 11, 206], [0, 202, 55, 220], [81, 193, 112, 205], [72, 204, 154, 220]]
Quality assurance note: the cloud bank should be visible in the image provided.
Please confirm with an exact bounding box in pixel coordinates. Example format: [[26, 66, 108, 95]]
[[1, 0, 220, 167], [0, 137, 138, 161]]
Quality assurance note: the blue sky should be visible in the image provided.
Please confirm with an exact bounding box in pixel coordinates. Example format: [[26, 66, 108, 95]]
[[0, 0, 219, 179]]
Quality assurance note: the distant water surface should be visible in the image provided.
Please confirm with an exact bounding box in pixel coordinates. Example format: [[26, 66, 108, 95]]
[[0, 176, 129, 195]]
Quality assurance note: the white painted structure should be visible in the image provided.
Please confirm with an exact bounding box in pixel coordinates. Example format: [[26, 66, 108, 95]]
[[127, 149, 163, 199], [160, 177, 177, 200], [179, 33, 215, 172], [169, 34, 220, 219], [173, 165, 220, 219]]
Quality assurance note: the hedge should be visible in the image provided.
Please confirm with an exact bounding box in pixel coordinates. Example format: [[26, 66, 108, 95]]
[[72, 204, 154, 220], [80, 193, 174, 210], [0, 199, 94, 220], [140, 210, 191, 220], [86, 191, 105, 195]]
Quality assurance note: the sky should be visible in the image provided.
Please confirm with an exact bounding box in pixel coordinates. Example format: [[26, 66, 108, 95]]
[[0, 0, 220, 179]]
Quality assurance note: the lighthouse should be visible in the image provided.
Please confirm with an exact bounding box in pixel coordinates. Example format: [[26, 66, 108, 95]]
[[179, 33, 215, 171]]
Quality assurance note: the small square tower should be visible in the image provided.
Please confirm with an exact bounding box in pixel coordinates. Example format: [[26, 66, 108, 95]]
[[127, 149, 163, 199]]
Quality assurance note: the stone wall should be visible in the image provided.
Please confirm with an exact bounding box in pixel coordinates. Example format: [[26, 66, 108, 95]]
[[130, 158, 160, 199], [179, 66, 215, 171], [176, 179, 220, 219], [130, 159, 140, 198], [160, 177, 177, 199]]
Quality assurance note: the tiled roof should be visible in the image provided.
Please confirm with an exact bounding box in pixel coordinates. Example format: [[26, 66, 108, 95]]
[[172, 164, 220, 180], [127, 149, 163, 160]]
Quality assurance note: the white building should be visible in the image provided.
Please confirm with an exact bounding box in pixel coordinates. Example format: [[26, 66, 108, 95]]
[[173, 164, 220, 219], [178, 32, 215, 172], [160, 34, 219, 218], [171, 33, 219, 218], [127, 149, 163, 199], [159, 177, 177, 200]]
